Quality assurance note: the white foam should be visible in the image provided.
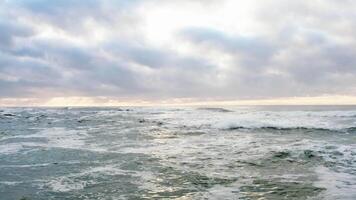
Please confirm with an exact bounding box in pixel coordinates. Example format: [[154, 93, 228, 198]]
[[142, 108, 356, 131], [0, 143, 25, 155], [42, 164, 129, 192], [46, 177, 88, 192], [0, 181, 22, 186], [209, 111, 355, 130], [0, 128, 92, 155], [81, 165, 128, 176]]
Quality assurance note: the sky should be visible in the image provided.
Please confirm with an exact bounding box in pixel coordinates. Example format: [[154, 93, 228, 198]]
[[1, 0, 356, 106]]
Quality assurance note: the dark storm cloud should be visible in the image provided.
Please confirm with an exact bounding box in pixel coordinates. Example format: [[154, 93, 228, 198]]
[[0, 0, 356, 101]]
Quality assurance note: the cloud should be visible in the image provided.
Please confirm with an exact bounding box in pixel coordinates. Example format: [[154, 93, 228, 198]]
[[0, 0, 356, 103], [0, 20, 34, 49], [180, 27, 277, 69]]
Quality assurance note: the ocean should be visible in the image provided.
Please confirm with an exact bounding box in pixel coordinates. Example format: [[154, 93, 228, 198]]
[[0, 106, 355, 200]]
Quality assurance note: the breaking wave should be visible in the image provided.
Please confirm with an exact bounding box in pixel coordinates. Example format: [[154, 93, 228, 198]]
[[197, 107, 234, 113], [222, 125, 356, 133]]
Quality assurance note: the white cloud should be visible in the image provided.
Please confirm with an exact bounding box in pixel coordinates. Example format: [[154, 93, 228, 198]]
[[0, 0, 356, 104]]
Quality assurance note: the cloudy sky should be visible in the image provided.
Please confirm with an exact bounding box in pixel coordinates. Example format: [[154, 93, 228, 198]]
[[1, 0, 356, 106]]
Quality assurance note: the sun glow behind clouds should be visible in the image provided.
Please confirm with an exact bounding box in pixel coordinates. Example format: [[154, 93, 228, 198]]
[[141, 1, 260, 47], [1, 0, 356, 105]]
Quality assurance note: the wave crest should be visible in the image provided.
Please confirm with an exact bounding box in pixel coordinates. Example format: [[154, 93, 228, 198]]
[[223, 125, 356, 133], [197, 107, 233, 113]]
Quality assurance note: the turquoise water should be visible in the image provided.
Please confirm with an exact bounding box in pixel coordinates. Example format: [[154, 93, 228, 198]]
[[0, 106, 355, 199]]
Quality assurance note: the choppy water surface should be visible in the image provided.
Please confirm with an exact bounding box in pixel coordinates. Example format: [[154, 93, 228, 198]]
[[0, 106, 355, 200]]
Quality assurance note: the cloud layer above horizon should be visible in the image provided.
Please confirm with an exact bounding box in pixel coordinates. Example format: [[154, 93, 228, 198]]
[[1, 0, 356, 103]]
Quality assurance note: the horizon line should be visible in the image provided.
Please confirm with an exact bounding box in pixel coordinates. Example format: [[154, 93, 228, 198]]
[[1, 95, 356, 107]]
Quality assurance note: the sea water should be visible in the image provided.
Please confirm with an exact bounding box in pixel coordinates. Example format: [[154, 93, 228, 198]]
[[0, 106, 355, 199]]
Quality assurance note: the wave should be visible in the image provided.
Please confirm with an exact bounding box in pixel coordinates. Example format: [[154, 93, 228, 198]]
[[223, 125, 356, 133], [197, 107, 233, 113]]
